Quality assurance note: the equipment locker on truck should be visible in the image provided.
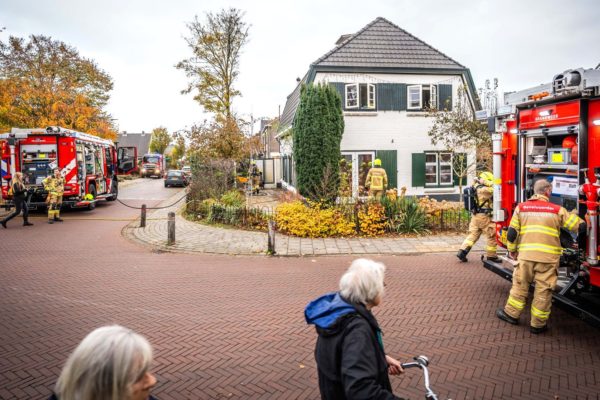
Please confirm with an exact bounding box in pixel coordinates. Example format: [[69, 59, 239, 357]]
[[482, 67, 600, 327]]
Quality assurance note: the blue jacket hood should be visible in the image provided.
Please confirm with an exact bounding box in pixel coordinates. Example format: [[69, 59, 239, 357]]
[[305, 292, 356, 329]]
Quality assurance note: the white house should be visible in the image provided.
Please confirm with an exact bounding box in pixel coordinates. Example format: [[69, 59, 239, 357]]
[[277, 17, 481, 199]]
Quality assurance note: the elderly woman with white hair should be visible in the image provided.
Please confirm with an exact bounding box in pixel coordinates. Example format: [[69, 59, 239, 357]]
[[305, 259, 405, 400], [49, 325, 158, 400]]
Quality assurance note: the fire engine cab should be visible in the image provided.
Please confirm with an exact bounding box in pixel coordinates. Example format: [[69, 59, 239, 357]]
[[483, 67, 600, 326], [1, 126, 136, 210]]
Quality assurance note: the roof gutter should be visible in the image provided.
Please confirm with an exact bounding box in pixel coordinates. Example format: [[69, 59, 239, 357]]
[[275, 125, 292, 140]]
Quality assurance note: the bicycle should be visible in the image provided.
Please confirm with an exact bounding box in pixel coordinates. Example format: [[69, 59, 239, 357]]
[[401, 355, 445, 400]]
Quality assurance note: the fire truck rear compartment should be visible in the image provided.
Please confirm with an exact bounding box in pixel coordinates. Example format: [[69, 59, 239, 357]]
[[20, 143, 57, 186], [522, 129, 579, 212]]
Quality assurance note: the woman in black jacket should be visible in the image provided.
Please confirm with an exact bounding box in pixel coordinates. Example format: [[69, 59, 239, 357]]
[[305, 258, 405, 400], [1, 172, 33, 228]]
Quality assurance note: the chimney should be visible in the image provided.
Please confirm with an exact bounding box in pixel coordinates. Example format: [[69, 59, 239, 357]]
[[335, 34, 352, 45]]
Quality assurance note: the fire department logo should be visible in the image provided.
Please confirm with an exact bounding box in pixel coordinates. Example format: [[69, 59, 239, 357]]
[[535, 109, 558, 122]]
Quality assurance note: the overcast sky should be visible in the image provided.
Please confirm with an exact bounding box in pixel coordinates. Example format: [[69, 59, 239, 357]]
[[1, 0, 599, 133]]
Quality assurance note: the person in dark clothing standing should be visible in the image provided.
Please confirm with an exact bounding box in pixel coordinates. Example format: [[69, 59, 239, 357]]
[[1, 172, 33, 228], [305, 258, 405, 400]]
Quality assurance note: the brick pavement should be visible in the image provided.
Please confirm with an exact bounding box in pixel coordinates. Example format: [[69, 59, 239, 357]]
[[123, 190, 484, 257], [2, 180, 598, 399], [1, 248, 599, 399]]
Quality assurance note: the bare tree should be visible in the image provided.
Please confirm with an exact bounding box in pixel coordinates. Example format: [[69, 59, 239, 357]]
[[427, 85, 489, 193], [176, 8, 249, 119]]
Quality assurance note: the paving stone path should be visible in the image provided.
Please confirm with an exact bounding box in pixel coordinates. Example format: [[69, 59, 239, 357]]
[[123, 190, 484, 256]]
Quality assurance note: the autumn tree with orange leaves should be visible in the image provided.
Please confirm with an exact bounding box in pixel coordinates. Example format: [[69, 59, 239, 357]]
[[0, 35, 117, 139]]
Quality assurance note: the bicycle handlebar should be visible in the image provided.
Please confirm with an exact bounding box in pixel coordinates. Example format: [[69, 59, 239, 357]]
[[400, 356, 439, 400]]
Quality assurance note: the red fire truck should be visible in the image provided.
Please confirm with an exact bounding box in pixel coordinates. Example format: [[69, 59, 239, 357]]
[[1, 126, 137, 210], [483, 67, 600, 326], [140, 153, 166, 178]]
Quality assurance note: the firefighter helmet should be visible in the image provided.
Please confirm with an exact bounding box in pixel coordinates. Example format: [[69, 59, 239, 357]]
[[373, 159, 382, 167], [84, 194, 94, 201], [562, 135, 577, 149], [479, 171, 494, 184]]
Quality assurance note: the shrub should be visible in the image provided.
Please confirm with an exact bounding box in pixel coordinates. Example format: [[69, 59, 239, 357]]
[[396, 197, 429, 234], [294, 84, 344, 202], [220, 189, 245, 207], [358, 202, 386, 236], [275, 201, 355, 238], [188, 159, 236, 202]]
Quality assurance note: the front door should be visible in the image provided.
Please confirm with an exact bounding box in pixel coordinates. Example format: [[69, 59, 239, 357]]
[[341, 151, 375, 198]]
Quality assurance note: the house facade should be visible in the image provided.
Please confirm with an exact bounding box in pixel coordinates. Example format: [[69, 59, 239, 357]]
[[277, 17, 481, 199]]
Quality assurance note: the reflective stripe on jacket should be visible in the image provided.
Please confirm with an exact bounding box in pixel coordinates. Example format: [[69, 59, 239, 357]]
[[43, 176, 65, 195], [507, 194, 582, 263], [365, 167, 388, 191]]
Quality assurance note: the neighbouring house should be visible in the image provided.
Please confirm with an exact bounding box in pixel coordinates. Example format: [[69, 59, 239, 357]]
[[277, 17, 481, 199], [254, 117, 282, 189], [259, 118, 280, 158], [116, 131, 152, 162]]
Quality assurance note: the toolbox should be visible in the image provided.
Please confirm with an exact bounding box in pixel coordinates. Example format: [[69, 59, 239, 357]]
[[547, 148, 572, 164]]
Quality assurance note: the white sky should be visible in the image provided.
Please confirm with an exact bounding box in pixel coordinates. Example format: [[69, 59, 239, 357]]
[[1, 0, 599, 134]]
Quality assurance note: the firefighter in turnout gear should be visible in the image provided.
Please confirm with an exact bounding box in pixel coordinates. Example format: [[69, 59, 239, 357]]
[[496, 179, 584, 334], [457, 171, 498, 262], [43, 168, 65, 224], [365, 159, 388, 199], [249, 161, 262, 195]]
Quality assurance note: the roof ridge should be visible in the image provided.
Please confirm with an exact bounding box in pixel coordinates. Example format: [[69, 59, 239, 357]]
[[375, 17, 465, 69], [313, 16, 465, 69], [311, 17, 383, 66]]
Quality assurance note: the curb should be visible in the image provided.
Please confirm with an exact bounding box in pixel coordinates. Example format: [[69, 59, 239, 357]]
[[122, 195, 482, 257]]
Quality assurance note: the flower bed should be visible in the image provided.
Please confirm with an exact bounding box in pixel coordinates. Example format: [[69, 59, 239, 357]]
[[186, 189, 469, 238]]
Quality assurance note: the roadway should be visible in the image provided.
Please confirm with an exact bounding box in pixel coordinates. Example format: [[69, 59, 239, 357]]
[[0, 178, 599, 399]]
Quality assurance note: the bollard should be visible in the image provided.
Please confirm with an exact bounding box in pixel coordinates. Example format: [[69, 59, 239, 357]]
[[140, 204, 147, 228], [167, 211, 176, 245], [267, 220, 276, 255]]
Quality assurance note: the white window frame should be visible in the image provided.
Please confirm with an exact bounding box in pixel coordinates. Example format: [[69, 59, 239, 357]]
[[425, 152, 438, 186], [430, 84, 438, 109], [439, 152, 453, 186], [367, 83, 376, 109], [345, 83, 359, 109], [407, 85, 422, 110], [342, 151, 376, 198]]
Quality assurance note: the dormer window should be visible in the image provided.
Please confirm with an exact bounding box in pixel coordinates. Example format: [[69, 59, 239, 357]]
[[345, 83, 376, 110]]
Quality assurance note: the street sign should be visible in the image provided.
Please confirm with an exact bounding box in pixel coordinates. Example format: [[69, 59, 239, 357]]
[[475, 110, 489, 121], [497, 105, 513, 116]]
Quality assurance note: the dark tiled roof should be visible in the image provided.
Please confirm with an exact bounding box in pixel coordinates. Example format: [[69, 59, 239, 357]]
[[277, 17, 476, 133], [278, 75, 306, 132], [314, 17, 465, 70], [116, 132, 152, 155]]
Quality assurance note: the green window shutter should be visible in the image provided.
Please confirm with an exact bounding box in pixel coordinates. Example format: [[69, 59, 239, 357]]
[[438, 84, 453, 111], [329, 82, 345, 110], [376, 150, 397, 189], [411, 153, 425, 187], [398, 83, 407, 110], [376, 84, 405, 111], [453, 152, 468, 186]]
